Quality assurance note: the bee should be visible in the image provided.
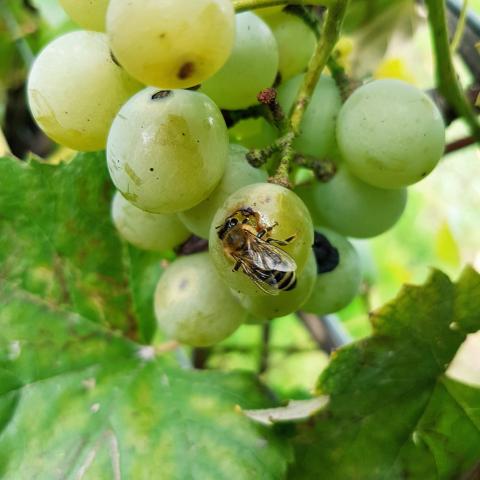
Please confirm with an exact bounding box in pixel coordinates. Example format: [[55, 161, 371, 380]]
[[216, 208, 297, 295]]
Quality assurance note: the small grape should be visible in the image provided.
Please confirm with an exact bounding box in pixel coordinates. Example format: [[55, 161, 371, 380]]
[[303, 229, 362, 315], [111, 192, 190, 252], [278, 75, 342, 159], [297, 167, 407, 238], [107, 0, 235, 88], [337, 79, 445, 188], [264, 12, 316, 81], [200, 12, 279, 109], [209, 183, 314, 297], [232, 251, 317, 320], [107, 88, 228, 214], [154, 253, 247, 347], [59, 0, 109, 31], [255, 6, 284, 17], [228, 118, 278, 149], [27, 31, 141, 151], [179, 145, 267, 239]]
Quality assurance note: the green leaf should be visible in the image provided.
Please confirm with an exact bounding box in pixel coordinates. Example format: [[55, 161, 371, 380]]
[[289, 268, 480, 480], [0, 286, 290, 479], [0, 153, 161, 339], [0, 153, 290, 478]]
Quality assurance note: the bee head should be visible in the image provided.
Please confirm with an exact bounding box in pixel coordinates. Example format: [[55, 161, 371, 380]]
[[216, 216, 239, 240]]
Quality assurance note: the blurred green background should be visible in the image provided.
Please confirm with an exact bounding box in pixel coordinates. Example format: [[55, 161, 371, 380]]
[[1, 0, 479, 400]]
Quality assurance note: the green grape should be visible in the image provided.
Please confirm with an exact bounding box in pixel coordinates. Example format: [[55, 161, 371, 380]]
[[278, 75, 342, 159], [337, 79, 445, 189], [200, 12, 279, 109], [107, 0, 235, 88], [27, 31, 141, 152], [232, 251, 316, 320], [111, 192, 190, 252], [209, 183, 314, 297], [107, 88, 228, 214], [297, 167, 407, 238], [303, 229, 362, 315], [154, 253, 247, 347], [255, 6, 284, 17], [265, 12, 316, 81], [228, 117, 278, 149], [179, 144, 267, 239], [59, 0, 109, 31]]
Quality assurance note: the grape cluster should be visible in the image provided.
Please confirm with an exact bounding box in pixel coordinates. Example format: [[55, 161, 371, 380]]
[[27, 1, 445, 347]]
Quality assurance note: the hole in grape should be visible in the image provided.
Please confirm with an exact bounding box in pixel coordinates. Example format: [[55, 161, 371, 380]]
[[110, 51, 121, 67], [313, 232, 340, 274], [151, 90, 172, 100]]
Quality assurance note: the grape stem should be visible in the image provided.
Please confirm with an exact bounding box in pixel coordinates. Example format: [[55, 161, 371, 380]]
[[0, 3, 34, 68], [233, 0, 333, 13], [270, 0, 349, 186], [445, 135, 477, 154], [425, 0, 480, 141], [450, 0, 469, 54]]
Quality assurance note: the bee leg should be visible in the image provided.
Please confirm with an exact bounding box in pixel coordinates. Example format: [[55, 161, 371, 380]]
[[232, 260, 242, 272], [266, 234, 296, 246], [257, 222, 278, 239]]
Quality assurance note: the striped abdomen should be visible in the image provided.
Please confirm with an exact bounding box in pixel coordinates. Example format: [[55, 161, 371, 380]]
[[255, 268, 297, 292]]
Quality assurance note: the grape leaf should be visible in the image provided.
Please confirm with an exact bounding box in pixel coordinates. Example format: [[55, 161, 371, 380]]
[[0, 285, 290, 479], [0, 154, 291, 478], [289, 268, 480, 480], [0, 153, 161, 340]]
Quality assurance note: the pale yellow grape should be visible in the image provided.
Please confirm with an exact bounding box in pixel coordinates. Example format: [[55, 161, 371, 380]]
[[278, 74, 342, 159], [265, 12, 316, 81], [154, 253, 247, 347], [107, 88, 228, 214], [111, 192, 190, 252], [337, 79, 445, 188], [107, 0, 235, 88], [232, 251, 317, 320], [200, 12, 279, 109], [59, 0, 109, 31], [27, 31, 141, 151], [179, 144, 267, 239], [209, 183, 314, 297], [303, 229, 362, 315]]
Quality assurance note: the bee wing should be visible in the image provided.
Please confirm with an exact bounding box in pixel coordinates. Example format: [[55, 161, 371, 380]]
[[244, 232, 297, 272], [233, 257, 281, 296]]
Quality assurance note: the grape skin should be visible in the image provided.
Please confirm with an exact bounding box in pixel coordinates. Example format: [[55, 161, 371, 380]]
[[59, 0, 109, 31], [297, 167, 407, 239], [27, 31, 141, 152], [228, 118, 279, 150], [179, 145, 267, 239], [264, 12, 316, 81], [107, 88, 228, 214], [111, 192, 190, 252], [337, 79, 445, 189], [278, 75, 342, 159], [154, 253, 247, 347], [107, 0, 235, 88], [200, 12, 279, 110], [303, 228, 362, 315]]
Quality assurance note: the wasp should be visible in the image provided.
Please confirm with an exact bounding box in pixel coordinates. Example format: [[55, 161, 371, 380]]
[[216, 207, 297, 295]]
